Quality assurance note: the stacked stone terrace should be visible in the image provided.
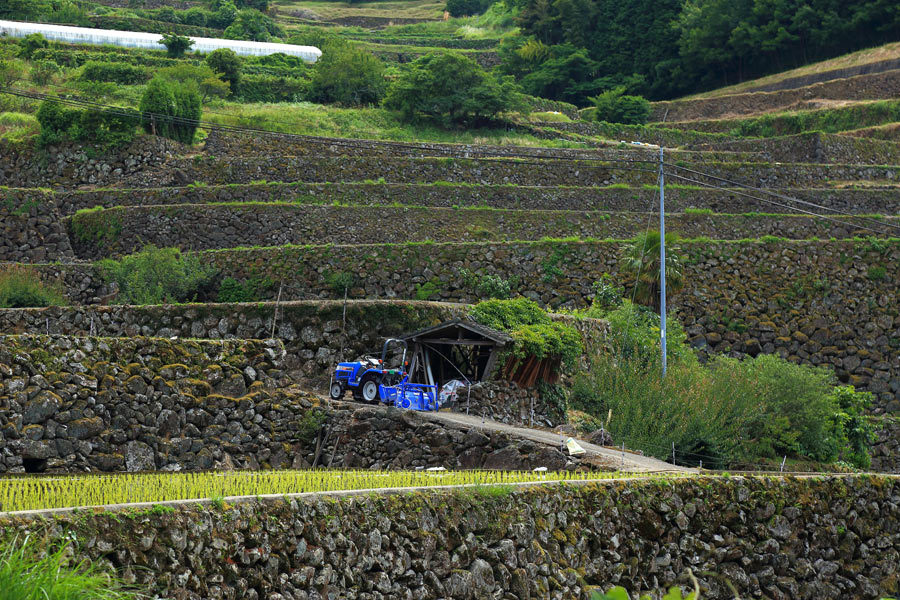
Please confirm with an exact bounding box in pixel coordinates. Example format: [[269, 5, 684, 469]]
[[2, 70, 900, 471]]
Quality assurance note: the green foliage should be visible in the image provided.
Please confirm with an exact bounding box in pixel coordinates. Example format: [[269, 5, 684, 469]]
[[867, 265, 887, 281], [160, 33, 194, 58], [98, 245, 218, 305], [29, 59, 60, 86], [0, 536, 138, 600], [18, 33, 48, 59], [216, 276, 272, 302], [0, 111, 39, 143], [223, 9, 282, 42], [80, 61, 148, 85], [571, 301, 876, 468], [470, 298, 582, 364], [593, 584, 699, 600], [0, 266, 65, 309], [36, 99, 138, 149], [310, 42, 386, 106], [590, 274, 623, 310], [590, 87, 651, 125], [384, 52, 524, 126], [414, 280, 440, 300], [325, 271, 355, 295], [620, 231, 684, 312], [139, 76, 201, 144], [460, 268, 513, 299], [445, 0, 493, 18], [237, 74, 310, 103], [206, 48, 242, 94]]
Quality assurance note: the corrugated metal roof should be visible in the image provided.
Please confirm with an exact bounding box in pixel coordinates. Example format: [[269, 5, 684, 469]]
[[0, 20, 321, 62], [401, 319, 513, 345]]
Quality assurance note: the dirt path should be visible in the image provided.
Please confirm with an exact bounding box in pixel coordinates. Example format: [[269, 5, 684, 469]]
[[421, 410, 692, 473]]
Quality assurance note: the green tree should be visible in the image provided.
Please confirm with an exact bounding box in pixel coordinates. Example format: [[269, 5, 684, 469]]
[[310, 42, 386, 106], [206, 47, 242, 94], [384, 52, 524, 126], [619, 231, 684, 312], [159, 33, 194, 58], [139, 77, 201, 144], [17, 33, 48, 59], [590, 87, 651, 124], [224, 9, 282, 41]]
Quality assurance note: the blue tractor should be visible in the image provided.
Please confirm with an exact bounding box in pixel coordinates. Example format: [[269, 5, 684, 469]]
[[330, 339, 439, 411]]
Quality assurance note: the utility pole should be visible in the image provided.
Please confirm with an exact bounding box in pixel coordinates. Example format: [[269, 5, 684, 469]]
[[659, 146, 667, 376]]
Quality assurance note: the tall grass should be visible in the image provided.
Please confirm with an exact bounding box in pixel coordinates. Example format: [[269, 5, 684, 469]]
[[0, 266, 66, 309], [0, 536, 138, 600], [0, 112, 39, 143]]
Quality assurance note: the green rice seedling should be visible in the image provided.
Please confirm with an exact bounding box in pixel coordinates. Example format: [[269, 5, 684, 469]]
[[0, 469, 691, 512]]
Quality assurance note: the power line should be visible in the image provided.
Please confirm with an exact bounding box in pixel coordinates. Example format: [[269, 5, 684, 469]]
[[665, 161, 900, 235], [666, 172, 893, 237]]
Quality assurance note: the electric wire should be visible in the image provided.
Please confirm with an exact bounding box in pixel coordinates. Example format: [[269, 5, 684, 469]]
[[665, 161, 900, 234], [666, 172, 893, 236]]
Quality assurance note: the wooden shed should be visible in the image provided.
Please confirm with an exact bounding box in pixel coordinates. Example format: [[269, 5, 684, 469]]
[[401, 319, 512, 388]]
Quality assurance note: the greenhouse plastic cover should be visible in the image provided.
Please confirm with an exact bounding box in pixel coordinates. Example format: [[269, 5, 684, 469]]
[[0, 20, 321, 62]]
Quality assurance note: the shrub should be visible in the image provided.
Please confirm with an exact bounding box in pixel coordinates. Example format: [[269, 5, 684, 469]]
[[309, 42, 386, 106], [0, 266, 65, 308], [36, 98, 138, 148], [181, 6, 210, 26], [206, 47, 241, 93], [223, 9, 282, 42], [461, 268, 513, 299], [160, 33, 194, 58], [384, 52, 524, 126], [98, 245, 218, 305], [470, 298, 582, 365], [80, 61, 148, 85], [216, 276, 272, 302], [237, 73, 309, 103], [570, 305, 876, 469], [17, 33, 48, 59], [590, 87, 651, 125], [0, 536, 138, 600], [208, 0, 238, 28], [445, 0, 493, 17], [0, 111, 40, 143], [139, 77, 201, 144], [29, 60, 60, 85]]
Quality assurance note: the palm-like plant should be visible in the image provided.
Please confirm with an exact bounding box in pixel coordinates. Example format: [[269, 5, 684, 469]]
[[620, 231, 684, 312]]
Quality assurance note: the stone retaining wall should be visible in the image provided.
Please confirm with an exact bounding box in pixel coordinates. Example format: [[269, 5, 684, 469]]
[[13, 183, 896, 216], [0, 335, 286, 473], [651, 68, 900, 122], [2, 475, 898, 599], [0, 136, 182, 189], [0, 302, 609, 390], [700, 132, 900, 165], [66, 203, 895, 259], [202, 129, 748, 163], [0, 192, 73, 263], [19, 239, 900, 410], [0, 334, 585, 474], [872, 417, 900, 473], [128, 155, 900, 189]]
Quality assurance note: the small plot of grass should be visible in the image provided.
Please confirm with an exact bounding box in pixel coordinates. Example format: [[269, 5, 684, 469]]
[[0, 469, 689, 513], [203, 101, 587, 147], [274, 0, 445, 20], [0, 112, 39, 144]]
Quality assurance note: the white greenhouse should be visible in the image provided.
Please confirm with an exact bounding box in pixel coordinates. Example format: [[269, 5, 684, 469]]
[[0, 20, 321, 62]]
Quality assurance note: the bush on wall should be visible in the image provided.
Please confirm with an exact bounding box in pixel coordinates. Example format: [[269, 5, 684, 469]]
[[98, 245, 218, 305], [36, 98, 138, 149], [0, 265, 65, 308], [139, 76, 201, 144]]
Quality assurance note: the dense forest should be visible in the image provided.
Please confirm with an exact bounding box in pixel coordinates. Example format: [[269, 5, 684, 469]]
[[500, 0, 900, 102]]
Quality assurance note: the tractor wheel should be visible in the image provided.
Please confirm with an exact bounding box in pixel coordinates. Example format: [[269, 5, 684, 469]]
[[361, 378, 380, 403], [329, 382, 343, 400]]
